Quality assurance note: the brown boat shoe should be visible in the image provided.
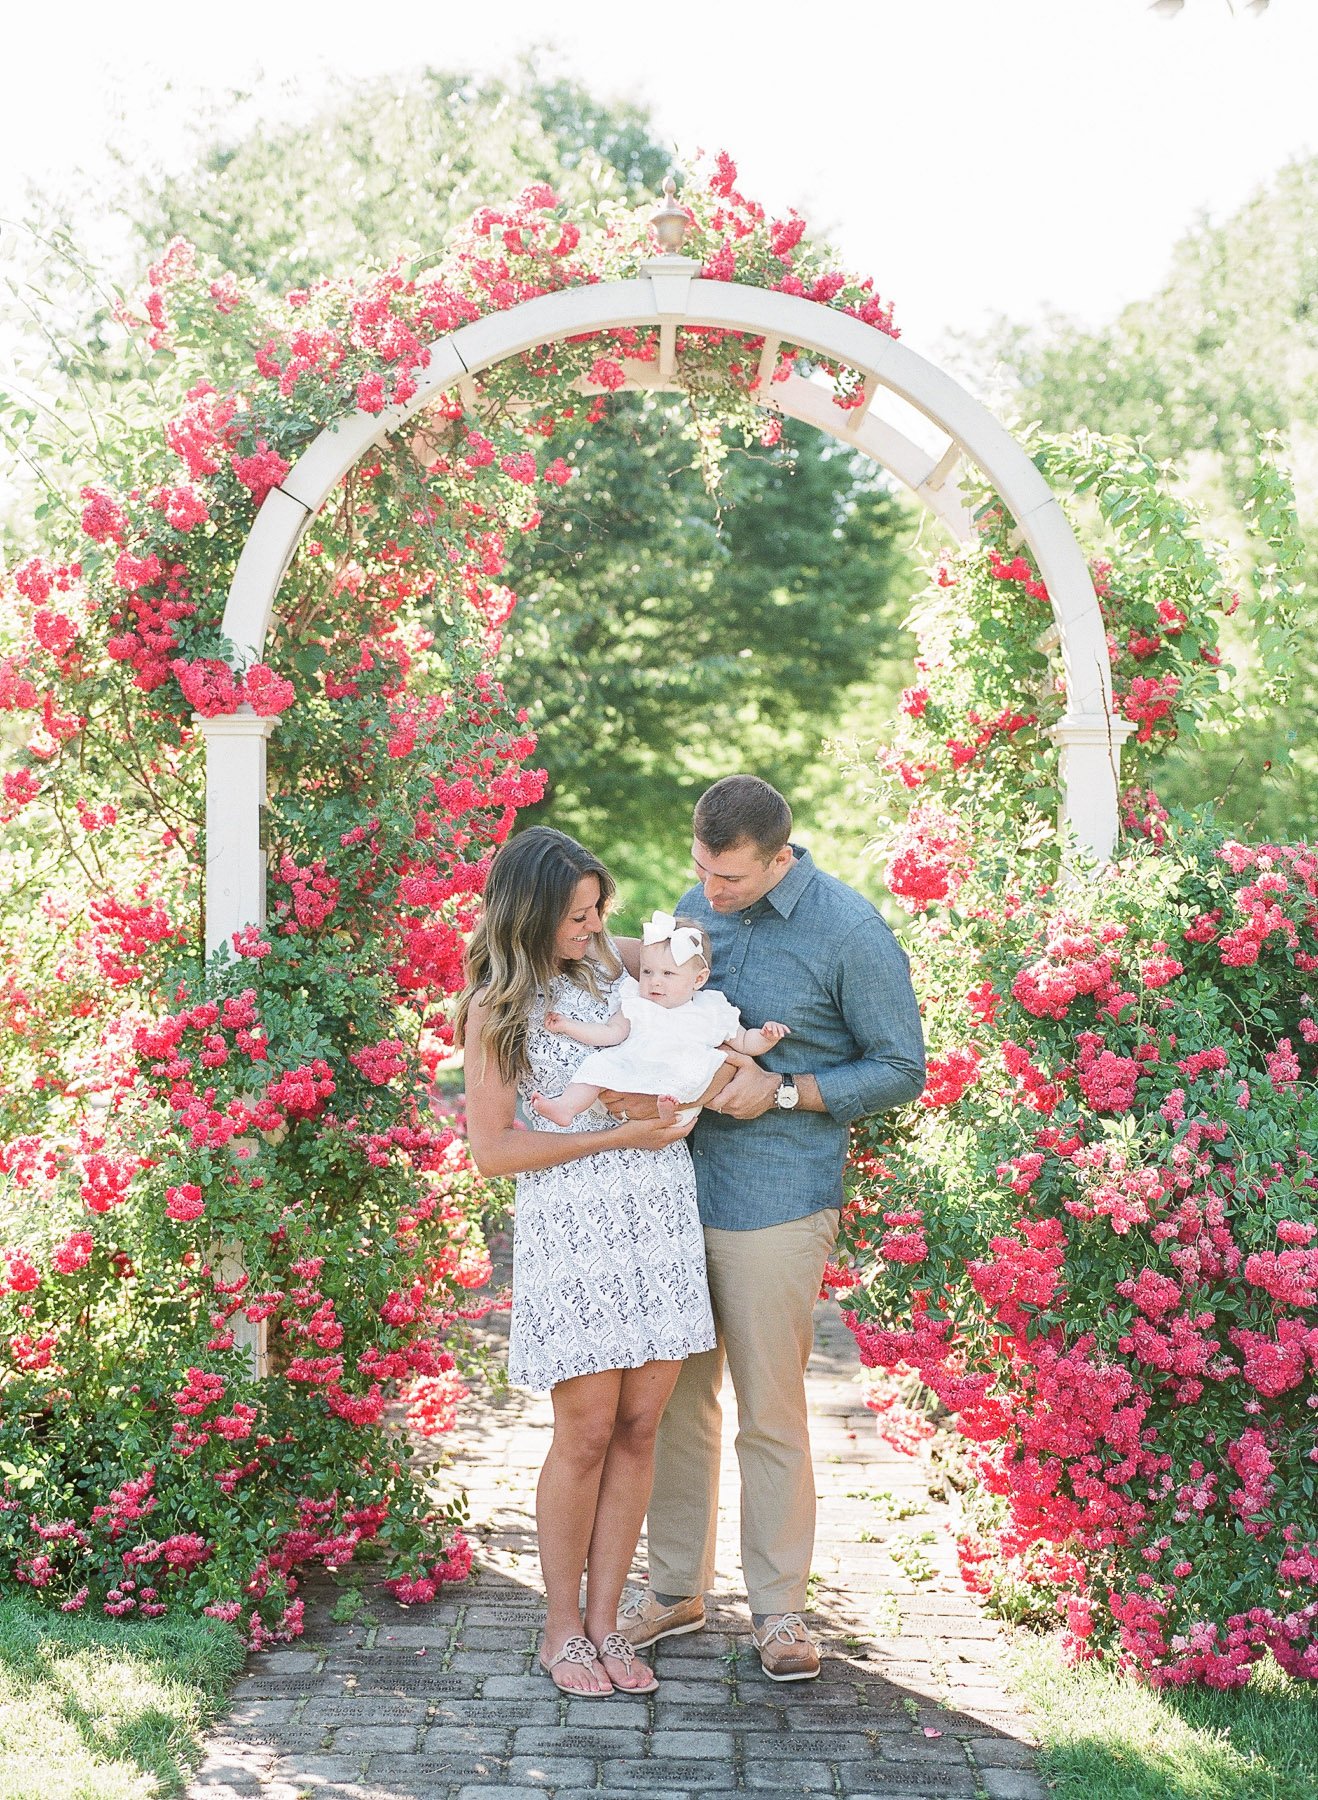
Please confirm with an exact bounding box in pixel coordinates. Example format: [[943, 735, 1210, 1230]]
[[752, 1612, 821, 1681], [615, 1587, 706, 1650]]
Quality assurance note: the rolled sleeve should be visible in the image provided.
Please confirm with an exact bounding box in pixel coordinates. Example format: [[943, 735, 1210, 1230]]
[[812, 916, 926, 1125]]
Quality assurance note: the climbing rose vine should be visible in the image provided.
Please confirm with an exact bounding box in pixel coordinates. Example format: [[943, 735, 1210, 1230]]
[[837, 450, 1314, 1688], [0, 155, 900, 1639]]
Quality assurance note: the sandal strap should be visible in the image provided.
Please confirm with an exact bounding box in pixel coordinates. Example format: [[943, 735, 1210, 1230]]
[[597, 1630, 637, 1669], [546, 1633, 601, 1669]]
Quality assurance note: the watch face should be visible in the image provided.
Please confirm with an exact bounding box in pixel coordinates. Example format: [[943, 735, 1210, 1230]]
[[777, 1079, 798, 1109]]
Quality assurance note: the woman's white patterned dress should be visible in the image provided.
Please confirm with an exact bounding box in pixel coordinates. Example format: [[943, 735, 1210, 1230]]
[[509, 966, 716, 1393]]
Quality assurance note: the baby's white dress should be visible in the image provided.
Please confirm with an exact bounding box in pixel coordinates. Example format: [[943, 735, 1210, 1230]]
[[509, 966, 716, 1394], [571, 977, 742, 1104]]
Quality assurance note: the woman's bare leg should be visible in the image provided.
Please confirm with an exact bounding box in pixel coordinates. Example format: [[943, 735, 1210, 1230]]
[[538, 1369, 622, 1691], [583, 1359, 683, 1688]]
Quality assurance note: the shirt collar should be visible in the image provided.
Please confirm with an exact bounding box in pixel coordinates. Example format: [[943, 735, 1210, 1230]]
[[761, 844, 816, 918]]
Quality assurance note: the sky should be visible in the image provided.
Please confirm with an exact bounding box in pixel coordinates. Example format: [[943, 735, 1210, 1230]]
[[1, 0, 1315, 363]]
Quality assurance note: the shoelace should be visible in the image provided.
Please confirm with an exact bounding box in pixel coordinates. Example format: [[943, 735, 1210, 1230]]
[[618, 1588, 648, 1620], [758, 1611, 810, 1647]]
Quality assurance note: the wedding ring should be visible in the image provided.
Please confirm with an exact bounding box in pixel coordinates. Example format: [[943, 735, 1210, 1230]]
[[618, 1109, 629, 1123]]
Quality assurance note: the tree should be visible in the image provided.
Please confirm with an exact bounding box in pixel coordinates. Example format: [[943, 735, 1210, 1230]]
[[974, 157, 1318, 839]]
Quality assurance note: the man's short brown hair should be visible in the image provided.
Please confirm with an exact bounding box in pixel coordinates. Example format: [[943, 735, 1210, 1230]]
[[693, 776, 792, 860]]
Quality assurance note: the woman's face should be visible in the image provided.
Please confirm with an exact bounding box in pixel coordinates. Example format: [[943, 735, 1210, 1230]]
[[553, 874, 605, 964]]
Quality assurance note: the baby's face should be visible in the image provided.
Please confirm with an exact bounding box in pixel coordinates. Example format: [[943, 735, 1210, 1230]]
[[639, 943, 708, 1008]]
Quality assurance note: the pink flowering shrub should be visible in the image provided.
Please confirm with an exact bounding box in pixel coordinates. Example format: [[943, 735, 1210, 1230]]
[[838, 423, 1311, 1687], [0, 156, 912, 1641], [843, 816, 1318, 1687]]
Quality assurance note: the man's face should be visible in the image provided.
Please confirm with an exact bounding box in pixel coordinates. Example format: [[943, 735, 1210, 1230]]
[[691, 836, 793, 913]]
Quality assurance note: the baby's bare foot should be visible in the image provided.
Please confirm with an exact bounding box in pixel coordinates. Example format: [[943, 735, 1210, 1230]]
[[531, 1091, 574, 1127]]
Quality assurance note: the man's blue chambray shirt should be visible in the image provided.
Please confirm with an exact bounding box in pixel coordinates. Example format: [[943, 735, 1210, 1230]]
[[679, 846, 926, 1231]]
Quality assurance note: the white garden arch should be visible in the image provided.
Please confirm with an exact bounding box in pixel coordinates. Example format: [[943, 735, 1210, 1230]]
[[200, 243, 1134, 960]]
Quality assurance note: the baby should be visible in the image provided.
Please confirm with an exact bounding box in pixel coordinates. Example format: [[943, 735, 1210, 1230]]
[[530, 910, 790, 1128]]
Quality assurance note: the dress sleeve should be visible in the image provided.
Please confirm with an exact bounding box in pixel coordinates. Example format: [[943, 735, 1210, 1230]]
[[617, 976, 645, 1022], [692, 988, 742, 1046]]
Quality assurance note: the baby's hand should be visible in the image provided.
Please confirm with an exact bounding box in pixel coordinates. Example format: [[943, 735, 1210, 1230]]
[[760, 1020, 791, 1044], [544, 1011, 567, 1034]]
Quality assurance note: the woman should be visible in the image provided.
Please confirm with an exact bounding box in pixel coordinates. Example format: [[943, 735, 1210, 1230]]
[[456, 827, 726, 1696]]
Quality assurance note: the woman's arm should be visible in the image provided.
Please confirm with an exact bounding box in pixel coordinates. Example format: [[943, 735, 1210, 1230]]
[[464, 993, 694, 1177], [614, 934, 641, 979], [545, 1008, 631, 1048]]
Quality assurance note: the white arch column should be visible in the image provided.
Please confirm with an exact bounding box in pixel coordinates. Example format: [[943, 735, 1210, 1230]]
[[197, 708, 276, 958], [195, 707, 276, 1375]]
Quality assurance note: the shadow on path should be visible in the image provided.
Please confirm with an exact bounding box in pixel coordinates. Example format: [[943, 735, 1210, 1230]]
[[190, 1295, 1044, 1799]]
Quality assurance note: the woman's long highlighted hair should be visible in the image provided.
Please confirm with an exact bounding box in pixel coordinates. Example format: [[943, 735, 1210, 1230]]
[[454, 827, 622, 1086]]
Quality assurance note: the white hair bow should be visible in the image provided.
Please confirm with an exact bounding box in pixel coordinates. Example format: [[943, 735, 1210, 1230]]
[[642, 910, 704, 966]]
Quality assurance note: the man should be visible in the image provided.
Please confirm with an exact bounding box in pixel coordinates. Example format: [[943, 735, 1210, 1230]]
[[611, 775, 926, 1680]]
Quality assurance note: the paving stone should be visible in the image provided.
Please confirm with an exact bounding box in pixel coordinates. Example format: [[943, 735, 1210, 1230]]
[[743, 1757, 835, 1789], [374, 1752, 506, 1784], [260, 1650, 322, 1675], [328, 1724, 422, 1752], [564, 1696, 651, 1727], [878, 1735, 974, 1768], [554, 1792, 698, 1800], [223, 1698, 299, 1728], [654, 1678, 734, 1703], [512, 1726, 636, 1758], [646, 1727, 736, 1758], [481, 1673, 552, 1699], [456, 1626, 539, 1650], [966, 1734, 1036, 1767], [194, 1746, 275, 1779], [456, 1789, 562, 1800], [375, 1624, 456, 1647], [433, 1699, 558, 1728], [839, 1764, 980, 1797], [506, 1754, 596, 1787], [464, 1604, 548, 1628], [739, 1729, 875, 1759], [980, 1772, 1050, 1800], [271, 1753, 365, 1784], [304, 1695, 429, 1727], [451, 1650, 531, 1674], [652, 1701, 784, 1732], [601, 1762, 739, 1790]]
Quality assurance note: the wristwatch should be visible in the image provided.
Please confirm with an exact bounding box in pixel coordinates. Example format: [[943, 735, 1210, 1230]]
[[774, 1073, 800, 1110]]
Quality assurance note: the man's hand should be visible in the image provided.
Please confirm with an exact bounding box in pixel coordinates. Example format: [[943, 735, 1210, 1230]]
[[599, 1087, 661, 1122], [704, 1059, 780, 1120]]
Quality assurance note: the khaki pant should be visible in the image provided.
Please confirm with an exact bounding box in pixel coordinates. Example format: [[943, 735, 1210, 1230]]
[[647, 1207, 839, 1616]]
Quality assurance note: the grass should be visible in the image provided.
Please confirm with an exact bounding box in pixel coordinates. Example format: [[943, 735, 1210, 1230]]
[[0, 1594, 245, 1800], [1010, 1632, 1318, 1800]]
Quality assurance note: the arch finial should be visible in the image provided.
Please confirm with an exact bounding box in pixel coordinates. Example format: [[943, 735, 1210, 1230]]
[[650, 175, 688, 254]]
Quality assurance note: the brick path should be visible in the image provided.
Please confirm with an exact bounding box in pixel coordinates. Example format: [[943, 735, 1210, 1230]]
[[190, 1301, 1043, 1800]]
